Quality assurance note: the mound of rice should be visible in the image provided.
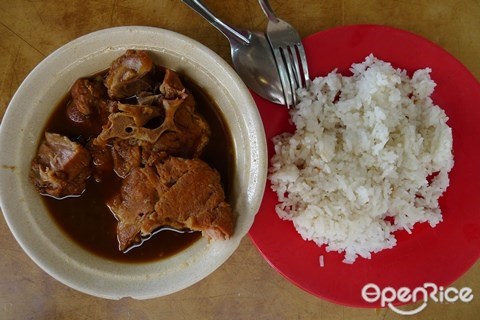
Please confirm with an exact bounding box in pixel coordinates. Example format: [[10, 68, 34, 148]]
[[269, 55, 454, 263]]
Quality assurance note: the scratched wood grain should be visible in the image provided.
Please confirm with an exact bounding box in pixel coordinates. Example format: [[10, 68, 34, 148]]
[[0, 1, 478, 319]]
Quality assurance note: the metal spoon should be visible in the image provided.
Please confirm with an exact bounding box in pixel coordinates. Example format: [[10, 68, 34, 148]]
[[181, 0, 285, 105]]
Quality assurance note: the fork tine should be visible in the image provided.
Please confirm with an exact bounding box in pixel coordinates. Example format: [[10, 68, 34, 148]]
[[271, 43, 307, 107], [295, 43, 310, 87], [272, 47, 293, 108], [287, 45, 302, 88], [281, 47, 298, 106]]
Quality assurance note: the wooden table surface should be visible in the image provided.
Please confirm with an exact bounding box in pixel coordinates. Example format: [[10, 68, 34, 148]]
[[0, 1, 478, 319]]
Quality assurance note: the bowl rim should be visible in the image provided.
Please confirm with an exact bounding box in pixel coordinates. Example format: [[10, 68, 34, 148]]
[[0, 26, 267, 299]]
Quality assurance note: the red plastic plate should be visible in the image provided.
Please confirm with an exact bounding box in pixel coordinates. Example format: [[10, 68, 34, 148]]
[[249, 24, 480, 307]]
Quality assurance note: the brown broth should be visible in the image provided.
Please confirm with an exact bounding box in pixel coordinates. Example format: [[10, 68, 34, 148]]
[[41, 69, 234, 263]]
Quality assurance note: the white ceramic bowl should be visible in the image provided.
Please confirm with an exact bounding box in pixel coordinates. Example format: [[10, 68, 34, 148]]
[[0, 26, 267, 299]]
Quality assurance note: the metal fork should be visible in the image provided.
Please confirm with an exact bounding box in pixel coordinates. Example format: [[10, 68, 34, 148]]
[[258, 0, 310, 108]]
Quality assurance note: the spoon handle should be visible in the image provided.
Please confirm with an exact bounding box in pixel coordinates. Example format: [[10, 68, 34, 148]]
[[258, 0, 280, 23], [181, 0, 249, 44]]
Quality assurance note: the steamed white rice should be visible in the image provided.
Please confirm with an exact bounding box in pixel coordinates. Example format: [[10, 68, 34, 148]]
[[269, 55, 454, 263]]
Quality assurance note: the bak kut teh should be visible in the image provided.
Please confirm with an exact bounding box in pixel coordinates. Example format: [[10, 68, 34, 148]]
[[29, 50, 236, 260]]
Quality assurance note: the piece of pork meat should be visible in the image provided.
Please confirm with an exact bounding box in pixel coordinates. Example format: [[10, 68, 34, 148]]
[[151, 96, 210, 158], [160, 68, 186, 99], [30, 133, 91, 198], [94, 70, 210, 160], [94, 98, 210, 160], [111, 139, 142, 178], [66, 78, 110, 135], [104, 50, 154, 100], [108, 167, 159, 249], [108, 157, 234, 251], [150, 157, 234, 240], [86, 141, 113, 182]]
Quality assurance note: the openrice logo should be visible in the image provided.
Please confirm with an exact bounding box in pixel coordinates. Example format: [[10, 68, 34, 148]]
[[361, 283, 474, 315]]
